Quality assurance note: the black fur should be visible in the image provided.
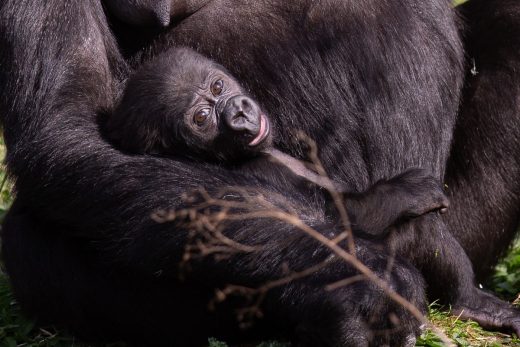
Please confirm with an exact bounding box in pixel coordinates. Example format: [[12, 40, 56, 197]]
[[105, 46, 449, 238], [104, 0, 171, 27], [110, 0, 520, 334], [445, 0, 520, 280], [0, 0, 518, 345]]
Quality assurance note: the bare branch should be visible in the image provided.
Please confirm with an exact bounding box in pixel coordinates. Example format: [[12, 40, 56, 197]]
[[150, 134, 455, 346]]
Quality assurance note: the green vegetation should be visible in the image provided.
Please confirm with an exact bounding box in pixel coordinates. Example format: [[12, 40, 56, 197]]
[[0, 139, 12, 220], [417, 302, 520, 347], [492, 239, 520, 302], [452, 0, 469, 7], [0, 275, 81, 347]]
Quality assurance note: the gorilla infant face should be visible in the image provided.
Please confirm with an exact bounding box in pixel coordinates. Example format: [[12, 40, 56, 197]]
[[106, 48, 272, 162], [183, 61, 272, 154]]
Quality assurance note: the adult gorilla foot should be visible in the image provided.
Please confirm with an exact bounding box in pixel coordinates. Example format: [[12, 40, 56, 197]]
[[452, 289, 520, 336]]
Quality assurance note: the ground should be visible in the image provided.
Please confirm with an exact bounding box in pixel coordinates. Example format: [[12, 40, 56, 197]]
[[0, 135, 518, 346]]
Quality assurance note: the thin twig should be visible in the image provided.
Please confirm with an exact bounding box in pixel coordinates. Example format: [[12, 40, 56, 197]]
[[296, 131, 356, 255]]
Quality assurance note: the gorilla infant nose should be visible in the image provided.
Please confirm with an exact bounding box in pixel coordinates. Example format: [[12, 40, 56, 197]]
[[223, 96, 260, 132], [223, 95, 270, 146]]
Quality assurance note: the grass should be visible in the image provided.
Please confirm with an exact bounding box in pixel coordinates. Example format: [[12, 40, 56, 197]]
[[0, 131, 518, 347], [452, 0, 469, 7], [416, 302, 520, 347], [0, 276, 80, 347], [492, 239, 520, 302]]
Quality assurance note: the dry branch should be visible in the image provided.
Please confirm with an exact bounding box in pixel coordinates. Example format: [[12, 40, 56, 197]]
[[151, 134, 454, 346]]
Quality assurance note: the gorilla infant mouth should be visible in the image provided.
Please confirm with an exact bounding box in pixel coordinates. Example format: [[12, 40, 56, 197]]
[[248, 114, 270, 146]]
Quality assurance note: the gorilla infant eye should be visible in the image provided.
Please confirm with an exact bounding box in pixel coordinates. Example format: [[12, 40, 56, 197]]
[[211, 79, 224, 96], [193, 108, 210, 126]]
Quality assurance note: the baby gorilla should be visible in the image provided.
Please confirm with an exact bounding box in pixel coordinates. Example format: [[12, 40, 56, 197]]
[[105, 47, 448, 237], [106, 47, 272, 162]]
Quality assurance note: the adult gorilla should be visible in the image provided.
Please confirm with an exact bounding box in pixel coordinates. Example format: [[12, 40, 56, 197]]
[[0, 0, 519, 346], [0, 1, 437, 345]]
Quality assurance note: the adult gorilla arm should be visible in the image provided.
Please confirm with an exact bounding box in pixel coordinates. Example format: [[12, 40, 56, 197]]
[[0, 1, 425, 345]]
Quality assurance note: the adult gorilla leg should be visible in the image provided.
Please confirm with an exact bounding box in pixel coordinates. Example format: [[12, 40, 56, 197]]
[[445, 0, 520, 280], [391, 214, 520, 334]]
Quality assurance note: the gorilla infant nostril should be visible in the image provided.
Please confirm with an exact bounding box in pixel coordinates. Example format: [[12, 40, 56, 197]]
[[240, 97, 252, 112], [232, 110, 247, 121]]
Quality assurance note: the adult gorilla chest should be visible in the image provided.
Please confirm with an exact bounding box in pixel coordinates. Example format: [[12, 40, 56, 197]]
[[138, 0, 463, 191]]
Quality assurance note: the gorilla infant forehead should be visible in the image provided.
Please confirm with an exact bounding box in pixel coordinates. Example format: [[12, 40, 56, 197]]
[[160, 48, 236, 107]]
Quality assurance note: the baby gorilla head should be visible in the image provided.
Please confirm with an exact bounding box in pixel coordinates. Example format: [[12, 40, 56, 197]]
[[106, 47, 272, 162]]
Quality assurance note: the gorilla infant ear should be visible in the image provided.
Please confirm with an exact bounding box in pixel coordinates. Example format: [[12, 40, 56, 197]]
[[104, 47, 273, 162]]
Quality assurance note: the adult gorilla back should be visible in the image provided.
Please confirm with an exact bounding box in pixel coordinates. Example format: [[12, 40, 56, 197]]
[[0, 0, 516, 345]]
